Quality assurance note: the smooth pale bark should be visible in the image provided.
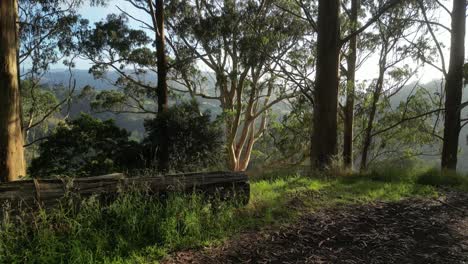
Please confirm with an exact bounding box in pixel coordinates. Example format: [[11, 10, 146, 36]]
[[441, 0, 466, 171], [0, 0, 26, 182], [172, 3, 286, 172], [343, 0, 359, 169], [227, 75, 270, 171], [311, 0, 340, 169]]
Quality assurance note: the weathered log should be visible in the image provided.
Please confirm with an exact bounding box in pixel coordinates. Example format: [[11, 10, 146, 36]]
[[0, 171, 249, 210]]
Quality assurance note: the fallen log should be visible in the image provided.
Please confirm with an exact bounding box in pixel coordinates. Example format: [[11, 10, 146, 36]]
[[0, 171, 250, 210]]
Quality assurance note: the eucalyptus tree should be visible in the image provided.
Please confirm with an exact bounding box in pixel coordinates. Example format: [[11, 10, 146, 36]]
[[0, 0, 103, 181], [342, 0, 359, 169], [440, 0, 466, 170], [0, 0, 25, 181], [298, 0, 403, 169], [18, 0, 84, 145], [166, 0, 307, 171], [354, 86, 440, 168], [358, 3, 424, 169], [252, 95, 312, 169], [413, 0, 466, 171], [75, 1, 170, 170], [310, 0, 341, 169], [154, 0, 170, 172]]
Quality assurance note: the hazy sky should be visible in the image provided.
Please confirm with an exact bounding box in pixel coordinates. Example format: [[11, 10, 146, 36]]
[[67, 1, 465, 85]]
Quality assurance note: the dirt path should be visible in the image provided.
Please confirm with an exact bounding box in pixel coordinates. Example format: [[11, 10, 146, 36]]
[[164, 191, 468, 264]]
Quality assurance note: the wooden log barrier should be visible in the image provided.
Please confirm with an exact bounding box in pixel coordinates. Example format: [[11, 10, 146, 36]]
[[0, 171, 250, 210]]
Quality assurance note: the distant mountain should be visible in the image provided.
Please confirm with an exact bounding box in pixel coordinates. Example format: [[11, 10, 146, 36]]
[[42, 69, 156, 90], [41, 69, 289, 117]]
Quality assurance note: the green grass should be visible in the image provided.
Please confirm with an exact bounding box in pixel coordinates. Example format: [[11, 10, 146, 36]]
[[0, 166, 466, 263], [416, 168, 468, 190]]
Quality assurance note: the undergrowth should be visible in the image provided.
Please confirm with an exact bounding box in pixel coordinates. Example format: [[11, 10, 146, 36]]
[[0, 165, 466, 263]]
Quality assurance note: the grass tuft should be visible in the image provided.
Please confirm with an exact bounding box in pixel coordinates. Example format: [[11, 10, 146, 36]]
[[416, 168, 468, 190]]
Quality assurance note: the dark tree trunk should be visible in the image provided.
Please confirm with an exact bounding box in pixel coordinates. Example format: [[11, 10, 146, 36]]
[[156, 0, 169, 172], [441, 0, 466, 171], [311, 0, 341, 169], [360, 71, 384, 171], [0, 0, 26, 182], [343, 0, 359, 169], [360, 42, 387, 171]]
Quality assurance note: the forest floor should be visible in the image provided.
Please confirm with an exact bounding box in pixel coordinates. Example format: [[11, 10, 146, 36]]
[[164, 189, 468, 264], [4, 167, 468, 263]]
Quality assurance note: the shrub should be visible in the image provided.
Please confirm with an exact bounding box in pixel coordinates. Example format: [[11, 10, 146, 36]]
[[29, 114, 143, 178], [143, 101, 224, 172], [416, 168, 468, 188]]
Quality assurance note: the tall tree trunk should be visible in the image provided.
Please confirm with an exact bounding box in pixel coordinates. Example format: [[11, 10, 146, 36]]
[[155, 0, 169, 172], [360, 42, 387, 170], [311, 0, 340, 169], [441, 0, 466, 171], [360, 71, 384, 171], [343, 0, 359, 169], [0, 0, 26, 182]]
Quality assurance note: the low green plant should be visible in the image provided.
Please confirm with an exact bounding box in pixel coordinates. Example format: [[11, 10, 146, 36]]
[[0, 192, 239, 264], [2, 165, 465, 263], [416, 168, 468, 190]]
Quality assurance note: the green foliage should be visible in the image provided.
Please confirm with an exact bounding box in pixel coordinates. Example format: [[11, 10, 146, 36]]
[[19, 0, 82, 73], [143, 101, 224, 172], [20, 80, 62, 146], [80, 14, 152, 70], [0, 165, 451, 263], [416, 169, 468, 190], [91, 90, 130, 112], [29, 114, 142, 178], [76, 13, 158, 113], [253, 95, 311, 167], [359, 163, 468, 192], [21, 80, 60, 123], [353, 84, 438, 165], [0, 192, 239, 264]]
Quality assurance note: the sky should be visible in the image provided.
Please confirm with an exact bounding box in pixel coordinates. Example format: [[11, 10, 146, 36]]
[[57, 0, 466, 85]]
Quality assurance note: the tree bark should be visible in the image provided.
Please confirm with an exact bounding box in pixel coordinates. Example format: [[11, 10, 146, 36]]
[[441, 0, 465, 171], [343, 0, 359, 169], [0, 0, 26, 182], [360, 64, 385, 171], [155, 0, 169, 172], [311, 0, 340, 169]]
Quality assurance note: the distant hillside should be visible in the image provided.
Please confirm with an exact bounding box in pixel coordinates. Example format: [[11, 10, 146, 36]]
[[40, 69, 289, 138], [43, 69, 212, 91], [42, 70, 468, 170], [42, 69, 117, 90], [387, 79, 468, 172], [42, 69, 289, 113]]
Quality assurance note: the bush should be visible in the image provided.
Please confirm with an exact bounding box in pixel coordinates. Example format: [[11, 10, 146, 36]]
[[29, 114, 143, 178], [416, 168, 468, 188], [143, 101, 224, 172]]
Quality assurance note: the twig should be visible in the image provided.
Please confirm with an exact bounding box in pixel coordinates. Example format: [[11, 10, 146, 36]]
[[434, 198, 467, 216]]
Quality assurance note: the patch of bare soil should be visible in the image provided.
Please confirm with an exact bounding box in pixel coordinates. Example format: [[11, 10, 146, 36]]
[[164, 191, 468, 264]]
